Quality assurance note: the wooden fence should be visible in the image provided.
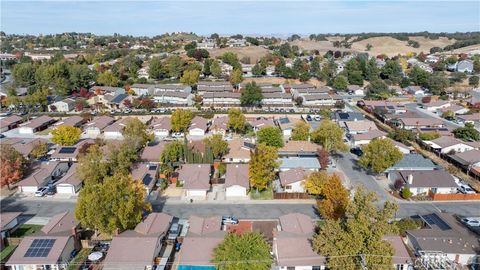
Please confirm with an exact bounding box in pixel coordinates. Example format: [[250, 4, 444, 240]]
[[273, 192, 311, 199], [429, 192, 480, 201]]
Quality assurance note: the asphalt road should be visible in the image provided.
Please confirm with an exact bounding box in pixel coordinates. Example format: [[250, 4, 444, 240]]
[[405, 103, 463, 129]]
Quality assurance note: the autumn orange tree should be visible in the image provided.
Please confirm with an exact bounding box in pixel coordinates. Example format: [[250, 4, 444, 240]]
[[304, 171, 349, 220], [0, 145, 28, 189]]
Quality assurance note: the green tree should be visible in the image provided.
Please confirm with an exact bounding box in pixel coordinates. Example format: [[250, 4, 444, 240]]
[[453, 123, 480, 141], [240, 81, 263, 106], [311, 120, 348, 153], [148, 57, 164, 79], [51, 125, 82, 146], [204, 134, 229, 159], [249, 144, 279, 191], [359, 138, 403, 173], [69, 64, 96, 89], [333, 75, 348, 90], [97, 70, 118, 86], [409, 66, 430, 88], [220, 52, 241, 69], [75, 173, 151, 235], [180, 69, 200, 86], [77, 144, 109, 185], [163, 55, 185, 78], [366, 79, 391, 100], [229, 68, 243, 87], [107, 142, 138, 175], [381, 60, 403, 84], [227, 108, 247, 133], [160, 141, 184, 164], [257, 127, 283, 148], [313, 187, 398, 270], [441, 110, 455, 119], [469, 75, 479, 87], [291, 121, 311, 141], [419, 131, 441, 141], [30, 142, 48, 158], [203, 58, 212, 76], [304, 172, 349, 220], [401, 187, 412, 199], [12, 62, 36, 86], [427, 75, 449, 95], [388, 128, 415, 145], [122, 118, 153, 149], [171, 109, 193, 132], [213, 232, 272, 270], [210, 60, 222, 78]]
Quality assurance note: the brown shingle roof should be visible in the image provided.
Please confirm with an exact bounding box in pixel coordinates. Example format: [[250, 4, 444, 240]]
[[134, 212, 173, 236], [189, 116, 209, 131], [0, 212, 21, 231], [279, 213, 314, 236], [279, 140, 320, 153], [177, 237, 223, 266], [149, 116, 171, 130], [279, 168, 310, 186], [397, 170, 457, 188], [41, 211, 79, 235], [55, 163, 82, 187], [178, 164, 211, 190], [140, 141, 169, 162], [188, 216, 223, 237], [225, 164, 249, 188]]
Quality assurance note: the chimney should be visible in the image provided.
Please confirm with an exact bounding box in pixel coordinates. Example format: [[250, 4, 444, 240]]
[[408, 174, 413, 185]]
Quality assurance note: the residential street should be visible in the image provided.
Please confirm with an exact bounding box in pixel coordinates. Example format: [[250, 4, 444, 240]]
[[2, 195, 479, 220]]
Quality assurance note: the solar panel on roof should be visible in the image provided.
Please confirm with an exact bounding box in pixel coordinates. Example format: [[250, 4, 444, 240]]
[[148, 165, 157, 170], [24, 239, 56, 257], [58, 147, 76, 154], [243, 142, 255, 150], [421, 214, 451, 231]]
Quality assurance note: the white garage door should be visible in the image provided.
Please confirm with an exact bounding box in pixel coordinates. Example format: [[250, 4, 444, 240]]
[[187, 189, 207, 198], [226, 186, 247, 198], [56, 185, 75, 195], [189, 129, 205, 136]]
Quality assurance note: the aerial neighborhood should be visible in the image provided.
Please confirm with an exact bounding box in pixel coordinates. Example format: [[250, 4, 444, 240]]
[[1, 30, 480, 270]]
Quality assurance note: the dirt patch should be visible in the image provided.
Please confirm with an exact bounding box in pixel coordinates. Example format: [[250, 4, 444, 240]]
[[208, 46, 270, 63], [226, 221, 253, 235], [290, 39, 354, 54]]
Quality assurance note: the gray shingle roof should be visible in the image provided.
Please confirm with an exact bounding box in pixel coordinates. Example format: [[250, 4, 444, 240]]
[[387, 154, 437, 171]]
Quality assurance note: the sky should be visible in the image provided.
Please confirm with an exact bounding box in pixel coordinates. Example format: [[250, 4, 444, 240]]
[[1, 1, 480, 36]]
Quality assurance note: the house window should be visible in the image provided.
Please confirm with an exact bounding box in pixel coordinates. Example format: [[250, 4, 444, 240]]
[[287, 267, 295, 270], [313, 266, 322, 270], [286, 186, 292, 190]]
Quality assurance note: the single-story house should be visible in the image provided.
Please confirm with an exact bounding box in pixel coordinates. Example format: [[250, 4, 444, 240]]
[[50, 139, 94, 162], [406, 213, 478, 266], [361, 100, 407, 115], [395, 117, 444, 130], [278, 140, 320, 157], [456, 113, 480, 125], [261, 92, 292, 106], [153, 91, 194, 106], [131, 163, 158, 194], [177, 216, 225, 270], [178, 164, 211, 199], [301, 93, 336, 107], [422, 100, 450, 112], [279, 157, 321, 172], [1, 212, 21, 250], [18, 116, 56, 134], [0, 138, 48, 159], [439, 104, 469, 116], [385, 154, 437, 180], [103, 117, 132, 139], [141, 141, 169, 163], [149, 117, 171, 137], [276, 116, 297, 138], [395, 170, 457, 196], [222, 138, 253, 163], [424, 136, 479, 154], [202, 92, 241, 108], [249, 117, 275, 131], [189, 116, 209, 136], [449, 149, 480, 176], [390, 139, 413, 154], [343, 120, 378, 135], [225, 164, 249, 199], [53, 116, 86, 128], [331, 111, 364, 122], [382, 235, 413, 270], [347, 85, 365, 95], [278, 168, 310, 193], [83, 116, 115, 136], [55, 163, 83, 195], [7, 211, 80, 270], [102, 213, 173, 270], [16, 161, 69, 193], [48, 98, 76, 112], [456, 60, 474, 73], [351, 130, 387, 147], [210, 116, 229, 137], [0, 115, 23, 132]]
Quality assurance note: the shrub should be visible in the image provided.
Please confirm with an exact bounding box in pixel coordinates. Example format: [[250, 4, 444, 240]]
[[401, 187, 412, 199]]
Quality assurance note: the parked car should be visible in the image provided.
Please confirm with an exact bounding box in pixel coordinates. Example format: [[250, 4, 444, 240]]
[[172, 132, 184, 138], [458, 184, 476, 194], [306, 115, 312, 121], [35, 187, 48, 197], [462, 218, 480, 227], [350, 148, 363, 156], [314, 115, 321, 121], [222, 216, 239, 225], [168, 223, 182, 241]]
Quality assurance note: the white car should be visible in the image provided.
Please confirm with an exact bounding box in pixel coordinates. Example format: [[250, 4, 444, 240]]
[[314, 115, 321, 121], [458, 184, 476, 194], [35, 187, 48, 197], [462, 218, 480, 227], [172, 132, 184, 138]]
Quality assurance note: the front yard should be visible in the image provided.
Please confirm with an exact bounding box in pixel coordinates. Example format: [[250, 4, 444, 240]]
[[67, 248, 91, 270], [0, 245, 17, 262], [249, 186, 273, 200]]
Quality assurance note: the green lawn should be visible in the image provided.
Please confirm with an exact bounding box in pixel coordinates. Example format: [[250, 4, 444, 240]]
[[250, 186, 273, 200], [0, 245, 17, 262], [10, 224, 43, 238], [67, 249, 91, 270]]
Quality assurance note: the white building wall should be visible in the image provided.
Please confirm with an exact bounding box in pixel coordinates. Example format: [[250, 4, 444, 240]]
[[441, 144, 475, 154], [285, 181, 305, 193], [189, 128, 205, 136], [226, 185, 247, 198]]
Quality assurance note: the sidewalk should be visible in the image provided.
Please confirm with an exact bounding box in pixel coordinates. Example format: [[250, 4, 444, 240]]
[[160, 198, 317, 205]]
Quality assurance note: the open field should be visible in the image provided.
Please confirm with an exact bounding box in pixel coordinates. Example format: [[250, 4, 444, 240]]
[[290, 39, 354, 54], [351, 36, 456, 56], [208, 46, 270, 63]]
